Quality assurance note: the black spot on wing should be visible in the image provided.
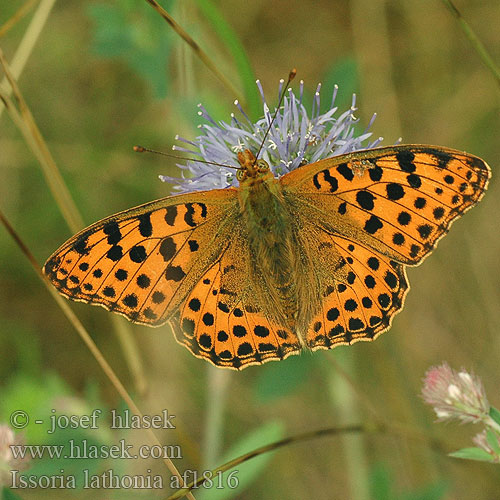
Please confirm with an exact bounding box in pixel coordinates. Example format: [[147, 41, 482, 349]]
[[152, 291, 166, 304], [407, 174, 422, 188], [356, 191, 375, 210], [337, 163, 354, 181], [202, 312, 214, 326], [103, 221, 122, 245], [115, 269, 128, 281], [136, 274, 150, 288], [73, 232, 91, 255], [313, 170, 338, 192], [414, 197, 426, 209], [368, 165, 383, 181], [138, 213, 153, 237], [189, 298, 201, 311], [129, 245, 147, 263], [184, 202, 208, 227], [386, 183, 405, 201], [188, 240, 199, 252], [433, 150, 453, 169], [392, 233, 405, 245], [165, 265, 186, 282], [397, 211, 411, 225], [159, 237, 176, 262], [107, 245, 123, 261], [396, 150, 416, 173], [165, 206, 177, 225], [364, 215, 383, 234], [123, 294, 138, 308]]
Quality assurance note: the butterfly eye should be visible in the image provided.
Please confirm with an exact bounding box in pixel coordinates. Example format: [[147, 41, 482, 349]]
[[236, 169, 245, 181], [257, 159, 270, 171]]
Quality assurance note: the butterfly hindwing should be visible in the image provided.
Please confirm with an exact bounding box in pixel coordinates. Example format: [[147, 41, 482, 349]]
[[44, 189, 237, 326], [282, 145, 490, 265], [170, 230, 301, 369], [304, 232, 408, 349]]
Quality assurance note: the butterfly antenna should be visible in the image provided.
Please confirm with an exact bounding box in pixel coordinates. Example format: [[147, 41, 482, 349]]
[[253, 68, 296, 163], [133, 145, 240, 171]]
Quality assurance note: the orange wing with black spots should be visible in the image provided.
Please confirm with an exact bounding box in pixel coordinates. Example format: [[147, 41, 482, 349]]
[[304, 233, 408, 350], [283, 144, 490, 347], [44, 144, 490, 369], [44, 185, 302, 370], [283, 145, 490, 265], [44, 189, 238, 326], [169, 246, 301, 370]]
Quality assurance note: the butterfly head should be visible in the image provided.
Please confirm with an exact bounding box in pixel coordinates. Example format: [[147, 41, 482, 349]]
[[236, 149, 273, 185]]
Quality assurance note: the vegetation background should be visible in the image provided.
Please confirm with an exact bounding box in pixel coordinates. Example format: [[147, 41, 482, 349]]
[[0, 0, 499, 498]]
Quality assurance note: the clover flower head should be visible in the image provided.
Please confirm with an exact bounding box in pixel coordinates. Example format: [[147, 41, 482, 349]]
[[160, 79, 386, 192], [0, 423, 30, 488], [422, 363, 490, 424]]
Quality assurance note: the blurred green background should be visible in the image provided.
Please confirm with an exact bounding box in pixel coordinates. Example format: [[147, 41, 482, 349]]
[[0, 0, 499, 498]]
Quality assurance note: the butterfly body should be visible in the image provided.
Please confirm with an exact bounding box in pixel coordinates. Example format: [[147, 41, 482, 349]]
[[237, 151, 303, 333], [44, 145, 490, 369]]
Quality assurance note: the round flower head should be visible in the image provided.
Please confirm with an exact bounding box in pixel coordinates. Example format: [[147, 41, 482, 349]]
[[422, 363, 490, 424], [160, 80, 386, 193]]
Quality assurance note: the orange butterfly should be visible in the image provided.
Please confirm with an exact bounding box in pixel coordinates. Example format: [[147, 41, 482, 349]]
[[44, 145, 490, 369]]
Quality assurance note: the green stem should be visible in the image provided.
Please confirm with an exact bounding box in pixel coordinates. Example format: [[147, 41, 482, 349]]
[[486, 415, 500, 435], [324, 350, 370, 500], [193, 0, 260, 118], [202, 367, 231, 468], [440, 0, 500, 87]]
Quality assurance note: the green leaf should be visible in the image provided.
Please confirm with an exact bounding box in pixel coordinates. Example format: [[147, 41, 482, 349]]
[[253, 353, 314, 403], [449, 447, 493, 462], [198, 421, 285, 500], [489, 406, 500, 426], [87, 2, 175, 97], [2, 488, 23, 500], [486, 428, 500, 455]]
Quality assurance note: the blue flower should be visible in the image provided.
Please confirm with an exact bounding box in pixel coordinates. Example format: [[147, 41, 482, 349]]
[[160, 79, 386, 193]]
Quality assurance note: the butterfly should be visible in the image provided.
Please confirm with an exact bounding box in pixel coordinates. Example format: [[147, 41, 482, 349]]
[[44, 145, 490, 370]]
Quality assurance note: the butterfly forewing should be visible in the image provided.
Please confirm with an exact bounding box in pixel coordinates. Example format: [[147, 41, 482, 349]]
[[44, 190, 237, 326], [282, 145, 490, 265]]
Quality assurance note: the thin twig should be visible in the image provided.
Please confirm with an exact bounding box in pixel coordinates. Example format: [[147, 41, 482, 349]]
[[0, 48, 147, 395], [0, 48, 84, 232], [143, 0, 244, 103], [0, 209, 197, 500], [167, 423, 372, 499], [0, 0, 57, 121], [0, 0, 39, 38], [166, 413, 450, 499], [441, 0, 500, 87]]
